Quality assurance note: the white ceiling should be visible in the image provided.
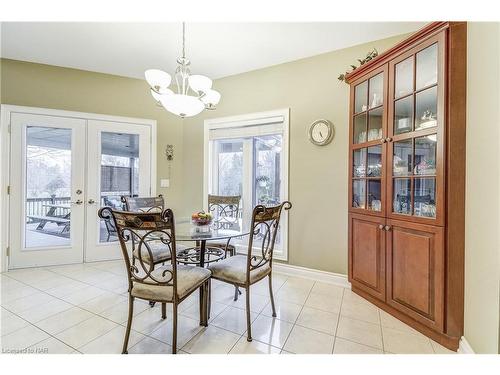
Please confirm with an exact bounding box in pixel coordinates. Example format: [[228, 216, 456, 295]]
[[1, 22, 426, 80]]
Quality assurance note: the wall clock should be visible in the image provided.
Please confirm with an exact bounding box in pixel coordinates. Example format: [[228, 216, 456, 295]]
[[309, 119, 334, 146]]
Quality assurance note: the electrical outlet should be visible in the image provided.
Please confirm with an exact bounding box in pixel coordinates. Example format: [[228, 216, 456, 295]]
[[160, 179, 170, 188]]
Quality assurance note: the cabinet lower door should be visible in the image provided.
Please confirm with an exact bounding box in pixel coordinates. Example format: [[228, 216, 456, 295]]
[[348, 214, 386, 301], [386, 219, 444, 331]]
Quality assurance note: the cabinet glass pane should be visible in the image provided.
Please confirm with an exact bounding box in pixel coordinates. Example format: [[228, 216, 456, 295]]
[[415, 86, 437, 131], [416, 43, 438, 90], [393, 139, 413, 176], [367, 107, 383, 141], [353, 114, 367, 144], [394, 96, 413, 135], [368, 73, 384, 109], [352, 180, 366, 209], [353, 148, 367, 177], [393, 178, 411, 215], [414, 177, 436, 218], [395, 57, 414, 99], [368, 180, 382, 211], [367, 145, 382, 177], [354, 81, 368, 113], [414, 135, 437, 175]]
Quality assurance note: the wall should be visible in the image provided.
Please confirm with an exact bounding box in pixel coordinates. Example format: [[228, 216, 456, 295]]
[[0, 59, 185, 213], [464, 22, 500, 354], [182, 34, 407, 274]]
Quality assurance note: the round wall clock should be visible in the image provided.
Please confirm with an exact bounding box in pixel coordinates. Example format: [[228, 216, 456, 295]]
[[309, 119, 334, 146]]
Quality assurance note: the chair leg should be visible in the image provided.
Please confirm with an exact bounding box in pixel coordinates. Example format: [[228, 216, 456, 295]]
[[207, 278, 212, 320], [234, 285, 239, 301], [172, 303, 178, 354], [122, 296, 134, 354], [268, 274, 277, 317], [161, 302, 167, 319], [245, 286, 252, 342], [200, 281, 208, 327]]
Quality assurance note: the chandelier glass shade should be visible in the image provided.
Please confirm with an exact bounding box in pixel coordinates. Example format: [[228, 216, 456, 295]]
[[145, 23, 221, 118]]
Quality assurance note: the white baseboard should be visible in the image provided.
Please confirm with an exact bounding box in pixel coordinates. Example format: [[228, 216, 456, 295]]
[[273, 263, 351, 289], [458, 336, 475, 354]]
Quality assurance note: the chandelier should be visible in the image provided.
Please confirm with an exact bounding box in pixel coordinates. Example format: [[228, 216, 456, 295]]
[[145, 22, 221, 118]]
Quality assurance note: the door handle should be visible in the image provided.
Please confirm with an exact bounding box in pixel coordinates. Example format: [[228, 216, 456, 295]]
[[88, 199, 96, 204], [378, 224, 384, 230], [384, 225, 391, 231], [71, 200, 83, 205]]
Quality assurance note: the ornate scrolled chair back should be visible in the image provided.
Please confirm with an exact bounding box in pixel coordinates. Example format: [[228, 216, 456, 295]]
[[247, 201, 292, 273], [208, 194, 241, 229], [121, 195, 165, 213], [98, 207, 177, 291]]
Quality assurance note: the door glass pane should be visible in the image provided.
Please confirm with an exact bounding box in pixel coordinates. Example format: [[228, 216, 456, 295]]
[[393, 139, 413, 177], [354, 81, 368, 113], [353, 114, 367, 144], [414, 178, 436, 218], [368, 180, 382, 211], [414, 135, 437, 175], [394, 96, 413, 135], [367, 107, 383, 141], [416, 43, 438, 90], [368, 73, 384, 108], [25, 126, 72, 248], [99, 132, 139, 243], [253, 135, 282, 248], [393, 178, 411, 215], [353, 148, 367, 177], [352, 180, 366, 209], [367, 145, 382, 177], [415, 86, 437, 131], [253, 135, 281, 206], [215, 139, 244, 197], [395, 57, 414, 99]]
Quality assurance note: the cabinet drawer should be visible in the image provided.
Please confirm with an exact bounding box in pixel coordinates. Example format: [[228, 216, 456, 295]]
[[386, 219, 444, 331]]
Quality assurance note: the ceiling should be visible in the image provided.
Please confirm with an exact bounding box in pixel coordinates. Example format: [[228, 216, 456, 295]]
[[1, 22, 426, 80]]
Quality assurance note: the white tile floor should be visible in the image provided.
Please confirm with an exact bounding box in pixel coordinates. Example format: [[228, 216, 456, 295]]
[[0, 260, 457, 354]]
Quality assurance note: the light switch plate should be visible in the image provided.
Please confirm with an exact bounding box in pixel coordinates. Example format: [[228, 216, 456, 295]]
[[160, 179, 170, 188]]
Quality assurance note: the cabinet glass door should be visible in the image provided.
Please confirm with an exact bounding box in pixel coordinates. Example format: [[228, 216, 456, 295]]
[[389, 39, 442, 222], [351, 68, 386, 215]]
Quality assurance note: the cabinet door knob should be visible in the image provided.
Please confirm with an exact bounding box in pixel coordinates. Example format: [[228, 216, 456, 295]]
[[384, 225, 391, 231], [385, 137, 392, 142], [380, 139, 386, 144], [378, 224, 384, 230]]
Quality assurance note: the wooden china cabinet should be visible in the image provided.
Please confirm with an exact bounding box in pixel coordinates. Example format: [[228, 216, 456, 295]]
[[346, 22, 466, 350]]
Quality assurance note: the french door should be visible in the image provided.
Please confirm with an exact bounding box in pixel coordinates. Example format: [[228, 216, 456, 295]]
[[9, 113, 152, 269], [85, 120, 151, 262]]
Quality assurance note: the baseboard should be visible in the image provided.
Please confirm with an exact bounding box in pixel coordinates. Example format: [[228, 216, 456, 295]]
[[458, 336, 475, 354], [273, 263, 351, 289]]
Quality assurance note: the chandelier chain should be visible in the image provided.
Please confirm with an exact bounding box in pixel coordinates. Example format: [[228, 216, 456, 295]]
[[182, 22, 185, 59]]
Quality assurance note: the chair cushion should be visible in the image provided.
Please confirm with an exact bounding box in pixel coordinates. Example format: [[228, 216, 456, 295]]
[[131, 265, 211, 301], [208, 255, 270, 285], [133, 242, 188, 265]]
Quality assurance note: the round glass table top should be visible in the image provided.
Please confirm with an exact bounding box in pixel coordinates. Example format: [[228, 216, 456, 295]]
[[174, 218, 250, 242]]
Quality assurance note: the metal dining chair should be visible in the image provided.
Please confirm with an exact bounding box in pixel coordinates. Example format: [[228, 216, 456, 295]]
[[206, 194, 241, 258], [207, 201, 292, 342], [98, 207, 210, 354]]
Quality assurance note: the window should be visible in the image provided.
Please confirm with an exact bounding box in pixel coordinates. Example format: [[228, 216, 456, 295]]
[[204, 109, 289, 260]]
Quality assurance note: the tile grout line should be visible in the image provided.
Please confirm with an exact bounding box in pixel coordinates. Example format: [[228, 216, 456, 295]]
[[331, 286, 346, 354], [279, 278, 315, 353]]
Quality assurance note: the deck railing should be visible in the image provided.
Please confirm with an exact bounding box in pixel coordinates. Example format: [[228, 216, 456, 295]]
[[26, 196, 71, 222]]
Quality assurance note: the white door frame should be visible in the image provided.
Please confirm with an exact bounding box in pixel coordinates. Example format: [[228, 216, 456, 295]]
[[0, 104, 157, 271]]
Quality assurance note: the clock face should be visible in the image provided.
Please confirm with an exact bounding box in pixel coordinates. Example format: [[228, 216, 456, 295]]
[[309, 120, 334, 145]]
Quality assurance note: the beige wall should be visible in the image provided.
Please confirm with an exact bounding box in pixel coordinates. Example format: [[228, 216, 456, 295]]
[[182, 34, 407, 274], [464, 22, 500, 354], [0, 59, 185, 213]]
